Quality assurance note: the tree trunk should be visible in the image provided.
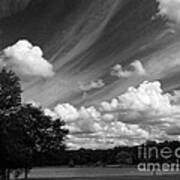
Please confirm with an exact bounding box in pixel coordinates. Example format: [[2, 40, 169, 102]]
[[1, 169, 7, 180], [24, 168, 28, 180], [6, 169, 10, 180]]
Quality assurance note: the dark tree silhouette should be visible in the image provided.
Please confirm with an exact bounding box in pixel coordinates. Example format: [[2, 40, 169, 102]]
[[15, 104, 69, 179], [0, 68, 21, 110], [0, 68, 22, 180], [116, 151, 133, 165], [0, 68, 68, 180]]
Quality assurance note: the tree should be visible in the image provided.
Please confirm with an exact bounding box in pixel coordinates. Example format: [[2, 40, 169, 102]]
[[0, 104, 68, 180], [0, 68, 22, 180], [15, 104, 68, 179], [0, 68, 21, 110], [116, 151, 133, 166], [0, 69, 68, 180]]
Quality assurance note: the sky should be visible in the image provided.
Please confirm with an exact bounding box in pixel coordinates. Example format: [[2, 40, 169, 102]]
[[1, 0, 180, 149]]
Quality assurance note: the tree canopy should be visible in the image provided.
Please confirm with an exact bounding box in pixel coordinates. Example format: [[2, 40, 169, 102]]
[[0, 68, 21, 110], [0, 68, 68, 180]]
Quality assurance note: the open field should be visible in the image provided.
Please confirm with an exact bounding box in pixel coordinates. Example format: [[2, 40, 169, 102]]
[[28, 177, 180, 180], [25, 167, 180, 180]]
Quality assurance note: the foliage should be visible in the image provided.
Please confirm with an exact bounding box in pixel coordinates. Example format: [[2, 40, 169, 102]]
[[0, 68, 21, 110], [0, 68, 68, 180], [116, 151, 133, 165]]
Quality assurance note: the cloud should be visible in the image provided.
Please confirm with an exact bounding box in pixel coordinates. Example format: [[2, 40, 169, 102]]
[[1, 40, 55, 78], [54, 104, 80, 122], [45, 102, 147, 149], [65, 122, 149, 149], [131, 60, 147, 75], [100, 81, 180, 125], [166, 126, 180, 136], [45, 81, 180, 149], [79, 79, 105, 92], [110, 64, 131, 78], [110, 60, 146, 78], [157, 0, 180, 24], [104, 81, 172, 113]]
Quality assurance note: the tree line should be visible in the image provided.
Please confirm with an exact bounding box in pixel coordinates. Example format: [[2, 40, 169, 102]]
[[32, 141, 180, 168]]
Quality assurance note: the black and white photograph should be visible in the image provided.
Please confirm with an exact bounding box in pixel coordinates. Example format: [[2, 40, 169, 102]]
[[1, 0, 180, 179]]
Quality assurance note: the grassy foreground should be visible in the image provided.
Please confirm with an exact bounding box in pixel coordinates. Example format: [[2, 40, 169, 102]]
[[28, 176, 180, 180], [24, 167, 180, 180]]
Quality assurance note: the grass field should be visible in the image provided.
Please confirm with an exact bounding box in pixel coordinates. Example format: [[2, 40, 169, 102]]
[[24, 167, 180, 180], [28, 177, 180, 180]]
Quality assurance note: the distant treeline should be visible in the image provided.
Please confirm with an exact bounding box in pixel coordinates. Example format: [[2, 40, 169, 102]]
[[33, 141, 180, 167]]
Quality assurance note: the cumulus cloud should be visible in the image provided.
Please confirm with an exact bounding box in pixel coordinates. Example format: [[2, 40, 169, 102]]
[[131, 60, 147, 75], [157, 0, 180, 24], [46, 103, 149, 149], [110, 64, 131, 78], [100, 81, 180, 124], [1, 40, 55, 78], [79, 79, 105, 92], [110, 60, 146, 78], [102, 81, 172, 113], [45, 80, 180, 149], [54, 104, 79, 122]]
